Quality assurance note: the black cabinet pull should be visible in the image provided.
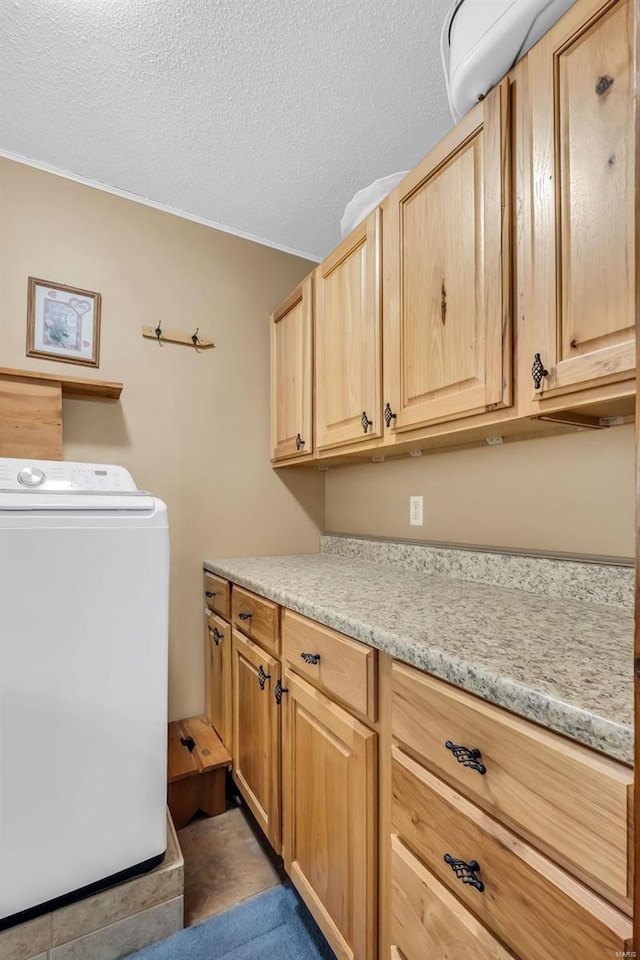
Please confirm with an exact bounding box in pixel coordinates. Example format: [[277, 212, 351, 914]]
[[257, 665, 271, 690], [531, 353, 549, 390], [274, 678, 288, 705], [205, 591, 216, 598], [361, 411, 373, 434], [300, 652, 321, 665], [445, 740, 486, 775], [238, 612, 252, 621], [384, 403, 397, 427], [213, 628, 224, 646], [443, 854, 484, 892], [295, 433, 305, 451]]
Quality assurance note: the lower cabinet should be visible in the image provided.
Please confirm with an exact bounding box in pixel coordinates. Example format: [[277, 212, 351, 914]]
[[231, 628, 282, 851], [390, 836, 515, 960], [282, 671, 377, 960], [210, 573, 634, 960]]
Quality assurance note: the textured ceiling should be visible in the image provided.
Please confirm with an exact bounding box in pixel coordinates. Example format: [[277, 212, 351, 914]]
[[1, 0, 454, 260]]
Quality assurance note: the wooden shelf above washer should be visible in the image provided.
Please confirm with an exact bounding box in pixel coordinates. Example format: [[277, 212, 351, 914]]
[[0, 367, 123, 400]]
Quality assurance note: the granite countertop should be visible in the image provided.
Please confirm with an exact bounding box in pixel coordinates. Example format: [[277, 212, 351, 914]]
[[204, 553, 634, 765]]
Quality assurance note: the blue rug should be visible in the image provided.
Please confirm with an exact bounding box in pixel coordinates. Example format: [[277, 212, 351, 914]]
[[127, 883, 337, 960]]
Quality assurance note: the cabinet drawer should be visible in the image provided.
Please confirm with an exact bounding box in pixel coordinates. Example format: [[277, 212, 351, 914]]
[[391, 835, 514, 960], [391, 661, 632, 900], [204, 571, 230, 620], [391, 747, 633, 960], [232, 586, 280, 655], [283, 610, 377, 721]]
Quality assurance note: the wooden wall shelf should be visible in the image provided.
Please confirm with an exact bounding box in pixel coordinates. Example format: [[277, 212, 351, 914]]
[[0, 367, 123, 400]]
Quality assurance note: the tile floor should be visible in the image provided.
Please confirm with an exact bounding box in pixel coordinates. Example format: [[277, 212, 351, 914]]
[[177, 805, 281, 926]]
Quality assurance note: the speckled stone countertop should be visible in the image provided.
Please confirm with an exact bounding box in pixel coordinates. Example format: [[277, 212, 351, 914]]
[[203, 553, 634, 765]]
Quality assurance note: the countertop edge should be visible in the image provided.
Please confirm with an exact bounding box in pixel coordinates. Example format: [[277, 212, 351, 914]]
[[204, 559, 633, 766]]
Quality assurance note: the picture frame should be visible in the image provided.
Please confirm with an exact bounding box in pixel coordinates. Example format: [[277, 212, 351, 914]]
[[26, 277, 101, 367]]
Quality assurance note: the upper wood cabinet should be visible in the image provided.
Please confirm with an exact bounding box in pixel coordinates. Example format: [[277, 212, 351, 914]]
[[268, 0, 636, 466], [315, 210, 381, 451], [270, 276, 313, 461], [382, 79, 511, 434], [231, 629, 281, 851], [282, 671, 377, 960], [526, 0, 635, 405]]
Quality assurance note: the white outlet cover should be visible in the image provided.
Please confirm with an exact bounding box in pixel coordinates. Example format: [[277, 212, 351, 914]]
[[409, 495, 423, 526]]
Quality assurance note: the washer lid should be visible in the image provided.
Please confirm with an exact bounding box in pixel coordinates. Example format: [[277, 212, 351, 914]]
[[0, 489, 156, 511]]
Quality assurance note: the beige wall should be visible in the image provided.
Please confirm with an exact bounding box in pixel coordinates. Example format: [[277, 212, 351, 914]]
[[325, 425, 635, 559], [0, 158, 323, 720]]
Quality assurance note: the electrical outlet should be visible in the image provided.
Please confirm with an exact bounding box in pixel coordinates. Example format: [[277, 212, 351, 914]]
[[409, 495, 423, 526]]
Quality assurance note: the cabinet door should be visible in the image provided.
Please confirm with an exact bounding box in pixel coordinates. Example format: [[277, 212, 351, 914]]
[[383, 80, 511, 433], [282, 671, 377, 960], [270, 275, 314, 461], [231, 629, 281, 850], [527, 0, 635, 404], [315, 210, 381, 451], [205, 613, 232, 751]]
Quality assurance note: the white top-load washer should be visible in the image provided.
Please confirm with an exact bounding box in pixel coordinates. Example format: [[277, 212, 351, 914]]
[[0, 458, 169, 929]]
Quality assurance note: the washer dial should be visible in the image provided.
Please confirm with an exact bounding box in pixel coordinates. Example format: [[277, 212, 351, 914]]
[[17, 467, 46, 487]]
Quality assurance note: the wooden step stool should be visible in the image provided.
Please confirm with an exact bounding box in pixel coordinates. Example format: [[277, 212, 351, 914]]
[[167, 716, 231, 829]]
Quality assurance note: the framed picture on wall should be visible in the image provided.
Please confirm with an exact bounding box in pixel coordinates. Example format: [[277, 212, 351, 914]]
[[26, 277, 101, 367]]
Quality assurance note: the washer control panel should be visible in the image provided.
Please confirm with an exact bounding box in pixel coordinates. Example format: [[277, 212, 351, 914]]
[[0, 458, 137, 492]]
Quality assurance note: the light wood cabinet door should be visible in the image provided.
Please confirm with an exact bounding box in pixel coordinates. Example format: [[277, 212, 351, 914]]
[[527, 0, 635, 405], [315, 210, 381, 451], [205, 612, 232, 751], [270, 275, 314, 461], [383, 80, 511, 434], [231, 629, 281, 851], [282, 672, 377, 960]]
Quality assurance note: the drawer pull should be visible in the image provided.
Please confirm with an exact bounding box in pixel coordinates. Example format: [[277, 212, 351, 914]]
[[213, 628, 224, 646], [295, 433, 305, 451], [257, 665, 271, 690], [443, 853, 484, 893], [274, 678, 288, 705], [301, 652, 321, 665], [205, 591, 216, 598], [445, 740, 487, 775], [238, 612, 252, 621]]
